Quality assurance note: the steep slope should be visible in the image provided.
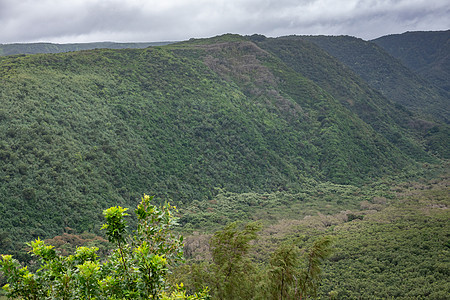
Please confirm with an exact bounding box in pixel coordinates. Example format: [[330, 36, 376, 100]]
[[252, 35, 440, 159], [298, 35, 449, 123], [373, 30, 450, 92], [173, 37, 415, 180], [0, 35, 425, 254], [0, 41, 173, 56]]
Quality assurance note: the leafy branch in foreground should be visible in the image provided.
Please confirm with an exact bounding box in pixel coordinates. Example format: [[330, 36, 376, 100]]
[[0, 194, 208, 300]]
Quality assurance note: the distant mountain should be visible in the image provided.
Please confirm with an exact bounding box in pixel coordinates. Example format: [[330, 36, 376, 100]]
[[297, 34, 449, 123], [0, 41, 174, 56], [0, 33, 443, 255], [373, 30, 450, 92]]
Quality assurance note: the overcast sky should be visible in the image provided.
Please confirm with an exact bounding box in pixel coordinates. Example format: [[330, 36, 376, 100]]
[[1, 0, 449, 44]]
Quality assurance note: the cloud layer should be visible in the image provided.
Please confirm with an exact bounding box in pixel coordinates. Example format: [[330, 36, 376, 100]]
[[1, 0, 449, 43]]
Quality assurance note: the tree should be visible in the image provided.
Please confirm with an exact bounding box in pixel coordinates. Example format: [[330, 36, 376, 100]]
[[173, 224, 333, 300], [297, 236, 333, 298], [175, 221, 262, 300], [209, 222, 262, 300], [268, 241, 299, 300], [0, 194, 209, 300], [267, 236, 333, 299]]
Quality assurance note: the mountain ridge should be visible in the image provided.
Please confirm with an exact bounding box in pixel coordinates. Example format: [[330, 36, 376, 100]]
[[0, 41, 175, 56]]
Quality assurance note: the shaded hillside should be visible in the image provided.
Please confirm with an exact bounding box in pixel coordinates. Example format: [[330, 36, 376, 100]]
[[0, 41, 173, 56], [373, 30, 450, 92], [0, 35, 436, 255], [298, 35, 449, 123], [251, 35, 435, 160]]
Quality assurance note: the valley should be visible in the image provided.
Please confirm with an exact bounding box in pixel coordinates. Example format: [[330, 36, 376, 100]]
[[0, 31, 448, 298]]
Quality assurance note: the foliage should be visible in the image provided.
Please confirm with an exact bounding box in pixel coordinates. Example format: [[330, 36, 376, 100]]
[[0, 195, 206, 299], [256, 35, 445, 158], [0, 34, 447, 299], [179, 181, 393, 232], [208, 222, 261, 300], [268, 241, 300, 299], [102, 206, 129, 244], [373, 30, 450, 92], [172, 222, 262, 300], [268, 236, 333, 299], [318, 183, 450, 299], [161, 283, 209, 300], [1, 35, 436, 253], [424, 124, 450, 159], [297, 236, 333, 298], [176, 171, 449, 299], [175, 222, 333, 300], [295, 35, 449, 123]]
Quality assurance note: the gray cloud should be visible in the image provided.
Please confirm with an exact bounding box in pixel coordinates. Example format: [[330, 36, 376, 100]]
[[0, 0, 448, 43]]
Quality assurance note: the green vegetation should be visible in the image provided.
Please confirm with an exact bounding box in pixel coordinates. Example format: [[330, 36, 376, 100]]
[[253, 36, 440, 159], [0, 195, 208, 299], [1, 172, 448, 298], [373, 30, 450, 92], [0, 32, 448, 298], [177, 170, 449, 299], [179, 181, 389, 232], [320, 179, 450, 298], [172, 221, 333, 299], [297, 35, 449, 123], [0, 42, 174, 56], [1, 35, 435, 254], [0, 195, 336, 299]]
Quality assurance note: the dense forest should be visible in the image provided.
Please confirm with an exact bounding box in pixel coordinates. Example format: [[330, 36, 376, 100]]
[[296, 34, 449, 123], [0, 31, 449, 298], [373, 30, 450, 93]]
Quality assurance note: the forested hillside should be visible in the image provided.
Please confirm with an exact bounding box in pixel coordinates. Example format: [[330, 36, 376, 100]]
[[0, 33, 448, 298], [298, 34, 449, 123], [373, 30, 450, 92], [251, 36, 438, 157], [1, 34, 421, 250]]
